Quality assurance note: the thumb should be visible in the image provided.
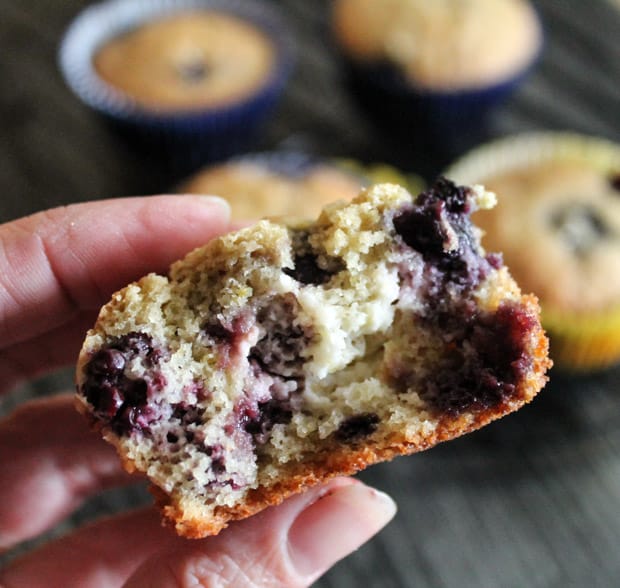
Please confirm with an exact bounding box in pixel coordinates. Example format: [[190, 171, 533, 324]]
[[123, 478, 397, 588]]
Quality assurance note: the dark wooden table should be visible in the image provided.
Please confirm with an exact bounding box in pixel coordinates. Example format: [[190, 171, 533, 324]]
[[1, 1, 620, 586]]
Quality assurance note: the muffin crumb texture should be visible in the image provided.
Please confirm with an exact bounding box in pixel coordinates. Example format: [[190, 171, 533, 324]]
[[76, 180, 551, 537]]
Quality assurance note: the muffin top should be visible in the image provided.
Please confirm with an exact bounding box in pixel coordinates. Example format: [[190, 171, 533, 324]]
[[473, 161, 620, 314], [179, 159, 364, 220], [94, 11, 276, 111], [332, 0, 542, 90]]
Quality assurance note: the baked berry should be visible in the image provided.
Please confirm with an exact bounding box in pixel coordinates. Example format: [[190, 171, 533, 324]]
[[250, 294, 312, 378], [394, 177, 501, 302], [336, 413, 380, 442], [551, 204, 610, 256], [79, 332, 168, 435], [420, 301, 537, 415]]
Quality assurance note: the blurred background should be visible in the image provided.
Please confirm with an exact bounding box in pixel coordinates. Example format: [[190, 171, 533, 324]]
[[1, 1, 619, 586]]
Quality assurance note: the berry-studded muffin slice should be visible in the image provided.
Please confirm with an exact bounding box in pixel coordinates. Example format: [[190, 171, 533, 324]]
[[76, 180, 551, 538]]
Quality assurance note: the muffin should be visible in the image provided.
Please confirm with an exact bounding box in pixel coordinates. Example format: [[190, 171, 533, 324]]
[[93, 11, 276, 112], [446, 133, 620, 370], [178, 152, 424, 220], [76, 179, 550, 537], [178, 153, 365, 220], [59, 0, 294, 172], [332, 0, 543, 139]]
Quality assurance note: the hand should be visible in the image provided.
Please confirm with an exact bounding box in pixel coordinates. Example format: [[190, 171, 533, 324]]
[[0, 195, 396, 587]]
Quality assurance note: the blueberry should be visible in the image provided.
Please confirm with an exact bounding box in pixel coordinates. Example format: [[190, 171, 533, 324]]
[[205, 445, 226, 475], [250, 294, 312, 378], [284, 229, 343, 285], [550, 204, 609, 256], [177, 60, 209, 83], [393, 177, 501, 305], [88, 348, 126, 375], [243, 399, 293, 445], [336, 413, 380, 442], [393, 202, 448, 256], [283, 253, 335, 285], [79, 332, 168, 435], [411, 302, 537, 416]]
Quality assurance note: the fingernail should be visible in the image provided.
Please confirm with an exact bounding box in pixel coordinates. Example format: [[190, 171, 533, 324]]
[[288, 481, 397, 578], [184, 194, 231, 214]]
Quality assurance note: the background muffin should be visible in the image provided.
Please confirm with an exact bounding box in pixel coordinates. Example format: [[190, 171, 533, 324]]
[[178, 152, 423, 220], [446, 132, 620, 371], [332, 0, 542, 143], [94, 11, 277, 112], [59, 0, 294, 174]]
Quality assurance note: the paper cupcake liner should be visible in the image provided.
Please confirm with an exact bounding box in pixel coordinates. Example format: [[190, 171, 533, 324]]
[[445, 132, 620, 371], [445, 132, 620, 184], [335, 36, 542, 150], [334, 158, 425, 195], [58, 0, 295, 174], [542, 307, 620, 372], [347, 60, 535, 128]]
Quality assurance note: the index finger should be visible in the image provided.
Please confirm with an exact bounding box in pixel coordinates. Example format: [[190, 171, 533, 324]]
[[0, 195, 230, 384]]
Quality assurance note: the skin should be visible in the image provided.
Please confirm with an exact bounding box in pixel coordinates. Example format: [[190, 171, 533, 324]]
[[0, 195, 396, 587]]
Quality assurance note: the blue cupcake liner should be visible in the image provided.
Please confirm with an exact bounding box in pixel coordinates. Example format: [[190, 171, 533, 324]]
[[334, 11, 543, 149], [58, 0, 295, 174]]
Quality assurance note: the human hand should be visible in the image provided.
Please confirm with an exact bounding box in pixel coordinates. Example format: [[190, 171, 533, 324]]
[[0, 195, 396, 587]]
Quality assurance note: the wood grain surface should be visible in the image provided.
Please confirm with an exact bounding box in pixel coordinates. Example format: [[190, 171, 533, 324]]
[[0, 1, 619, 586]]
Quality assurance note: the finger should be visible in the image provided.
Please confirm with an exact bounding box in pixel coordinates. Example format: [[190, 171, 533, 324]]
[[124, 478, 397, 588], [0, 311, 96, 395], [0, 479, 396, 588], [0, 508, 183, 588], [0, 394, 135, 550], [0, 194, 230, 353]]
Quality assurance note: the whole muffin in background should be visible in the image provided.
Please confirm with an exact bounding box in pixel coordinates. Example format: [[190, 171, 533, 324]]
[[446, 133, 620, 371], [94, 11, 277, 112], [332, 0, 542, 139], [178, 152, 423, 221], [59, 0, 294, 173]]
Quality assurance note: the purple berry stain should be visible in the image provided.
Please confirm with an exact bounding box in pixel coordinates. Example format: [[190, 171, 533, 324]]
[[395, 301, 537, 416], [388, 178, 539, 416], [80, 332, 168, 435], [242, 399, 293, 445], [393, 177, 501, 299], [250, 294, 312, 378]]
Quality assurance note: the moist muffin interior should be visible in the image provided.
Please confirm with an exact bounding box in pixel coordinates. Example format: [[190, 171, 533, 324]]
[[76, 180, 550, 535]]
